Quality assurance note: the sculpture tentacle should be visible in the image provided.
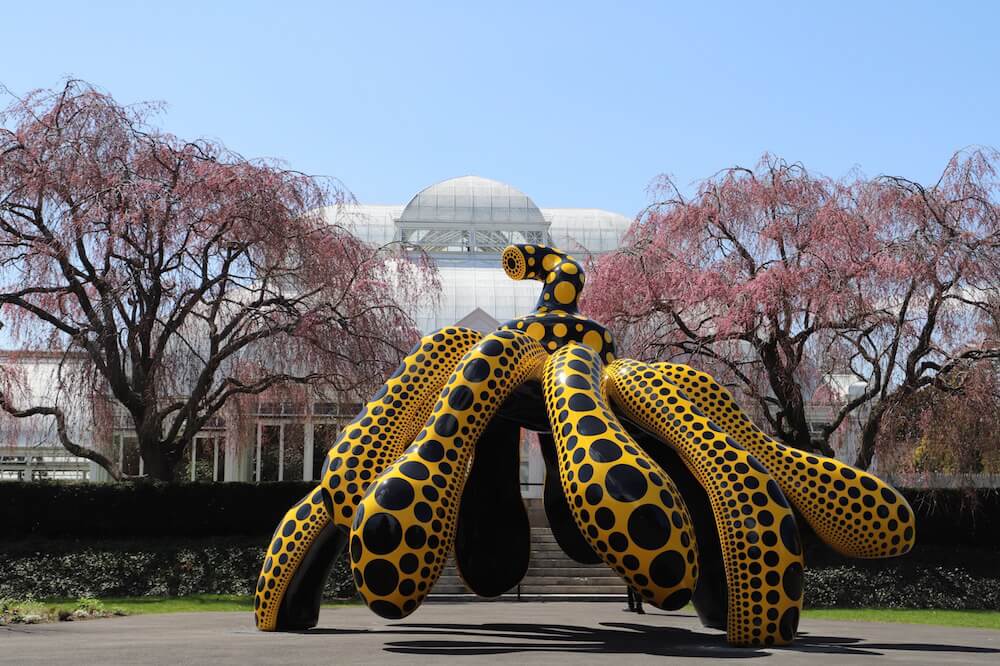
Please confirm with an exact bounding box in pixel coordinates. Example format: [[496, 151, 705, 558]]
[[499, 243, 616, 364], [655, 363, 916, 559], [349, 330, 547, 619], [605, 360, 804, 647], [253, 326, 482, 631], [502, 244, 585, 313], [542, 343, 699, 610]]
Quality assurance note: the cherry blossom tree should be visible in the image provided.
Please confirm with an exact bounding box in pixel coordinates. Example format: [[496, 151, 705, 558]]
[[0, 80, 434, 481], [877, 359, 1000, 480], [585, 152, 1000, 468]]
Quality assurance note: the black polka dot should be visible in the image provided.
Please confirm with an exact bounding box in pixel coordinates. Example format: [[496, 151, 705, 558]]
[[779, 607, 799, 641], [405, 525, 427, 550], [400, 461, 429, 480], [767, 479, 789, 508], [568, 394, 597, 412], [414, 502, 433, 522], [779, 515, 801, 555], [370, 599, 404, 619], [595, 507, 616, 529], [363, 513, 402, 555], [363, 559, 399, 596], [295, 504, 311, 520], [589, 439, 622, 462], [649, 550, 686, 588], [375, 478, 414, 511], [479, 339, 504, 356], [448, 385, 474, 410], [578, 415, 608, 436], [463, 358, 490, 382], [434, 414, 459, 437], [627, 504, 671, 550], [400, 553, 419, 574], [605, 464, 648, 502], [782, 562, 803, 601], [662, 588, 692, 610], [419, 440, 444, 462], [585, 483, 604, 505]]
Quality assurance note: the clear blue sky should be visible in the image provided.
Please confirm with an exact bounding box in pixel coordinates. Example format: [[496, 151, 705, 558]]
[[2, 1, 997, 217]]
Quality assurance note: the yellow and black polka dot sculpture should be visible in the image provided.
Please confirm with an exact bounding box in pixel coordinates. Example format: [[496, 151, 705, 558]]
[[255, 244, 915, 647]]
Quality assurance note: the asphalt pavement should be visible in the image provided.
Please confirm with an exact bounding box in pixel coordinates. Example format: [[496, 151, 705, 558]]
[[2, 601, 997, 665]]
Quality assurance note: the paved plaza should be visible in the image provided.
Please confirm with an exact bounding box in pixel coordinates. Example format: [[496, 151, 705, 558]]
[[2, 602, 997, 665]]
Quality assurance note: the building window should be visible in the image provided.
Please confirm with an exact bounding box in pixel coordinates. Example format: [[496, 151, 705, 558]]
[[118, 435, 141, 476], [177, 436, 226, 481], [253, 422, 306, 482], [312, 423, 336, 479]]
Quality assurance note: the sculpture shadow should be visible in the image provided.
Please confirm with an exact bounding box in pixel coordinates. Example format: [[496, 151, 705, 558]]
[[300, 616, 1000, 660]]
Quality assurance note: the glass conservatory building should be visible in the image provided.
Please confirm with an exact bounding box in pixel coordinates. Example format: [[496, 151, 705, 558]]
[[328, 176, 630, 333], [0, 176, 632, 484]]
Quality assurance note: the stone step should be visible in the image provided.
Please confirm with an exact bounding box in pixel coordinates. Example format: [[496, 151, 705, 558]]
[[529, 557, 601, 565], [435, 577, 622, 588], [437, 568, 619, 579], [426, 594, 626, 603], [524, 568, 620, 577]]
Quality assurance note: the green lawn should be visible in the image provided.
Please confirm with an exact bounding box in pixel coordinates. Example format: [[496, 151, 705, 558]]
[[38, 594, 357, 615], [802, 608, 1000, 630], [23, 596, 1000, 631]]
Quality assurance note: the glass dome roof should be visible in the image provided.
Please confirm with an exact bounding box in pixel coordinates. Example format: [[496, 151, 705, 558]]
[[398, 176, 547, 228]]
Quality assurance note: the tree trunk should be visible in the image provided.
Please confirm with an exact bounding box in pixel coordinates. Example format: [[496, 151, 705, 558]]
[[854, 401, 890, 471], [137, 427, 177, 481], [760, 341, 817, 453]]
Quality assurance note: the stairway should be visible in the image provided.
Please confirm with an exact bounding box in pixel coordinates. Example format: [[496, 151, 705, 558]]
[[430, 527, 627, 601]]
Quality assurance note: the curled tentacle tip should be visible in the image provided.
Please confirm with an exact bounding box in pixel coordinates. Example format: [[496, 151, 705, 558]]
[[502, 245, 527, 281]]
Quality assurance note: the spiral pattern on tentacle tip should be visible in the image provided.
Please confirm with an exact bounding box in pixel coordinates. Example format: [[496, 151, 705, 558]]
[[541, 343, 699, 609], [254, 326, 482, 630], [349, 330, 547, 619], [605, 359, 805, 647], [655, 363, 916, 559]]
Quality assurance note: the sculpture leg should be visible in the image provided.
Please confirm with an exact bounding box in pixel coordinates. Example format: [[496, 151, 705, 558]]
[[605, 359, 804, 647], [254, 327, 482, 631], [454, 415, 531, 597], [628, 427, 727, 631], [541, 344, 700, 611], [538, 432, 602, 564], [349, 330, 547, 618], [654, 363, 916, 559]]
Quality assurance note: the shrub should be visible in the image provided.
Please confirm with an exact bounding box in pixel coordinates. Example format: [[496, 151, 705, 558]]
[[0, 537, 356, 601]]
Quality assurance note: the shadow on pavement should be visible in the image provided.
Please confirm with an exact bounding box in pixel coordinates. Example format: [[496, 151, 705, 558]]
[[298, 620, 1000, 659]]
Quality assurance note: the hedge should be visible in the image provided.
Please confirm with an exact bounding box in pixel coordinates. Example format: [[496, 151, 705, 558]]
[[2, 482, 999, 547], [1, 538, 997, 609], [0, 537, 356, 600], [0, 481, 316, 539]]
